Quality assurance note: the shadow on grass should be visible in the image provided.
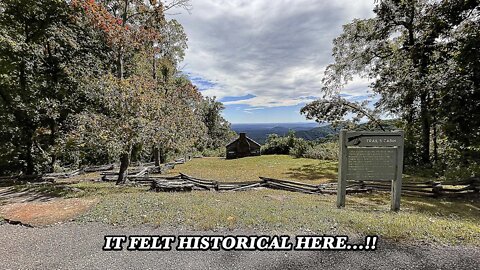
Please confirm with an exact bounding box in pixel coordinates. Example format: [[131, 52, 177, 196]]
[[356, 192, 480, 221], [403, 195, 480, 221], [0, 180, 20, 188], [0, 183, 74, 204], [285, 162, 337, 182]]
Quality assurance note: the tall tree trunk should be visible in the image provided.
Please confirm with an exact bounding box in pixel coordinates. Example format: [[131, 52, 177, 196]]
[[49, 121, 57, 173], [115, 1, 130, 183], [117, 50, 124, 79], [432, 116, 438, 164], [131, 143, 142, 163], [24, 129, 35, 175], [20, 27, 35, 175], [419, 93, 431, 165], [117, 144, 132, 185], [153, 146, 160, 166], [152, 50, 157, 81], [116, 0, 129, 80], [160, 147, 166, 164]]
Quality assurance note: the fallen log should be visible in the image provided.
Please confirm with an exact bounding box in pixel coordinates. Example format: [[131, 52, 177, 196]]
[[150, 180, 194, 192], [164, 163, 176, 170], [260, 177, 320, 189], [132, 166, 160, 177], [226, 182, 264, 192], [44, 169, 82, 179], [217, 181, 264, 191], [84, 164, 114, 173], [180, 174, 216, 185], [174, 158, 185, 164], [263, 180, 321, 195], [101, 175, 117, 182]]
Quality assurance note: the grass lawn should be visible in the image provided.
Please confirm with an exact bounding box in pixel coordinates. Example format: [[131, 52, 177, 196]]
[[72, 181, 480, 246], [167, 155, 337, 184], [4, 155, 479, 246]]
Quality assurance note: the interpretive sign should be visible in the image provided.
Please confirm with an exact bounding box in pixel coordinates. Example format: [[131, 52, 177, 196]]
[[337, 130, 404, 211]]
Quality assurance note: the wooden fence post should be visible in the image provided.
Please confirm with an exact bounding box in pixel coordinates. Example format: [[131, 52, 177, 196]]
[[337, 130, 347, 208], [391, 130, 404, 211]]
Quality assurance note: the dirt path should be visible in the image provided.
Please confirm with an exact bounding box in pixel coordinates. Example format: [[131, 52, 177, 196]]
[[0, 185, 97, 226], [1, 223, 479, 270], [0, 198, 98, 226]]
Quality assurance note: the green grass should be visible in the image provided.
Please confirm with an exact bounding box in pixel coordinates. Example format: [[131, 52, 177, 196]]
[[4, 155, 479, 245], [167, 155, 337, 184], [69, 155, 480, 246], [74, 181, 480, 245]]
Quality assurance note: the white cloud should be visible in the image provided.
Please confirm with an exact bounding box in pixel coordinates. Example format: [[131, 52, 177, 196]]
[[225, 95, 316, 108], [169, 0, 375, 107]]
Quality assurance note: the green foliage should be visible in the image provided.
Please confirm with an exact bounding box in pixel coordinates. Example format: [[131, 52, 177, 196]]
[[434, 141, 480, 181], [262, 131, 339, 161], [302, 142, 339, 161], [201, 148, 226, 158], [0, 0, 233, 178], [0, 0, 113, 174], [200, 96, 236, 150], [302, 0, 480, 174], [261, 133, 295, 155], [301, 96, 383, 130], [288, 139, 311, 158]]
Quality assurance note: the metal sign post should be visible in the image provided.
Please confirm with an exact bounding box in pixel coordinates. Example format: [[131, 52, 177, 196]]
[[337, 130, 404, 211]]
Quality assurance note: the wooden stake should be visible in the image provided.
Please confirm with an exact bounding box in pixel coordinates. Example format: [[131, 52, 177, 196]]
[[391, 130, 404, 211], [337, 130, 348, 208]]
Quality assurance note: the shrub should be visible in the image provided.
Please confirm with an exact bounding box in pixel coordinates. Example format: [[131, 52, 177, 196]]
[[202, 148, 226, 157], [303, 142, 339, 160], [261, 132, 309, 156], [261, 132, 339, 161], [261, 134, 291, 155], [289, 139, 311, 158], [435, 142, 480, 181]]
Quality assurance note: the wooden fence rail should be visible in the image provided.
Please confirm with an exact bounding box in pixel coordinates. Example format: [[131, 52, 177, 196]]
[[1, 156, 478, 199], [146, 174, 479, 197]]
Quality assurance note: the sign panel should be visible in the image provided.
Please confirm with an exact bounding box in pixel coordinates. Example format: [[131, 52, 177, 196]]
[[337, 130, 404, 211], [346, 147, 396, 181], [345, 132, 403, 147]]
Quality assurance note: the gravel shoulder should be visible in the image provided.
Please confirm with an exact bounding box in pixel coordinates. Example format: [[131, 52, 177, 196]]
[[1, 222, 479, 270]]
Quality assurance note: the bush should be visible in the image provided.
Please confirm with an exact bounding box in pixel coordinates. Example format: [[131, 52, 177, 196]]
[[261, 132, 339, 161], [303, 142, 339, 160], [261, 134, 291, 155], [202, 148, 226, 157], [289, 139, 311, 158], [261, 132, 308, 155], [435, 142, 480, 181]]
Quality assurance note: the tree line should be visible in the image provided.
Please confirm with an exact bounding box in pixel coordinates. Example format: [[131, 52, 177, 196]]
[[0, 0, 235, 183], [302, 0, 479, 179]]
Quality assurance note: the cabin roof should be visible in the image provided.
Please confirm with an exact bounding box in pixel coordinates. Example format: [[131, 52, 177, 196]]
[[226, 135, 261, 148]]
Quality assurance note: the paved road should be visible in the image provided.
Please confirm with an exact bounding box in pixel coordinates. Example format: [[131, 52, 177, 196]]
[[1, 223, 479, 270]]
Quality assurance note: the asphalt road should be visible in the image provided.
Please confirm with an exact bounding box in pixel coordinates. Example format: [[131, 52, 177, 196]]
[[1, 223, 479, 270]]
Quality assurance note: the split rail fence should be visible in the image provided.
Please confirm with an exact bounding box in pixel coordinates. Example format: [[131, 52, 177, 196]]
[[1, 156, 478, 197]]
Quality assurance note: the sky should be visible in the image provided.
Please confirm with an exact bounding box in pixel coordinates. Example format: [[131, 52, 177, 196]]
[[169, 0, 376, 123]]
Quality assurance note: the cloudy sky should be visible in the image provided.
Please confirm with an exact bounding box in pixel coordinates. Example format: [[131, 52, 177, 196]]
[[170, 0, 376, 123]]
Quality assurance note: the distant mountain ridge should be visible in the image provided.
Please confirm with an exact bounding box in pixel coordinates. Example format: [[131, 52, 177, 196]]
[[231, 120, 399, 144], [231, 122, 337, 144]]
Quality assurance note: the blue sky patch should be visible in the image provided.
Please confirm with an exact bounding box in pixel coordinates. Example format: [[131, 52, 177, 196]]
[[220, 94, 256, 102], [223, 103, 313, 124], [189, 75, 218, 91]]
